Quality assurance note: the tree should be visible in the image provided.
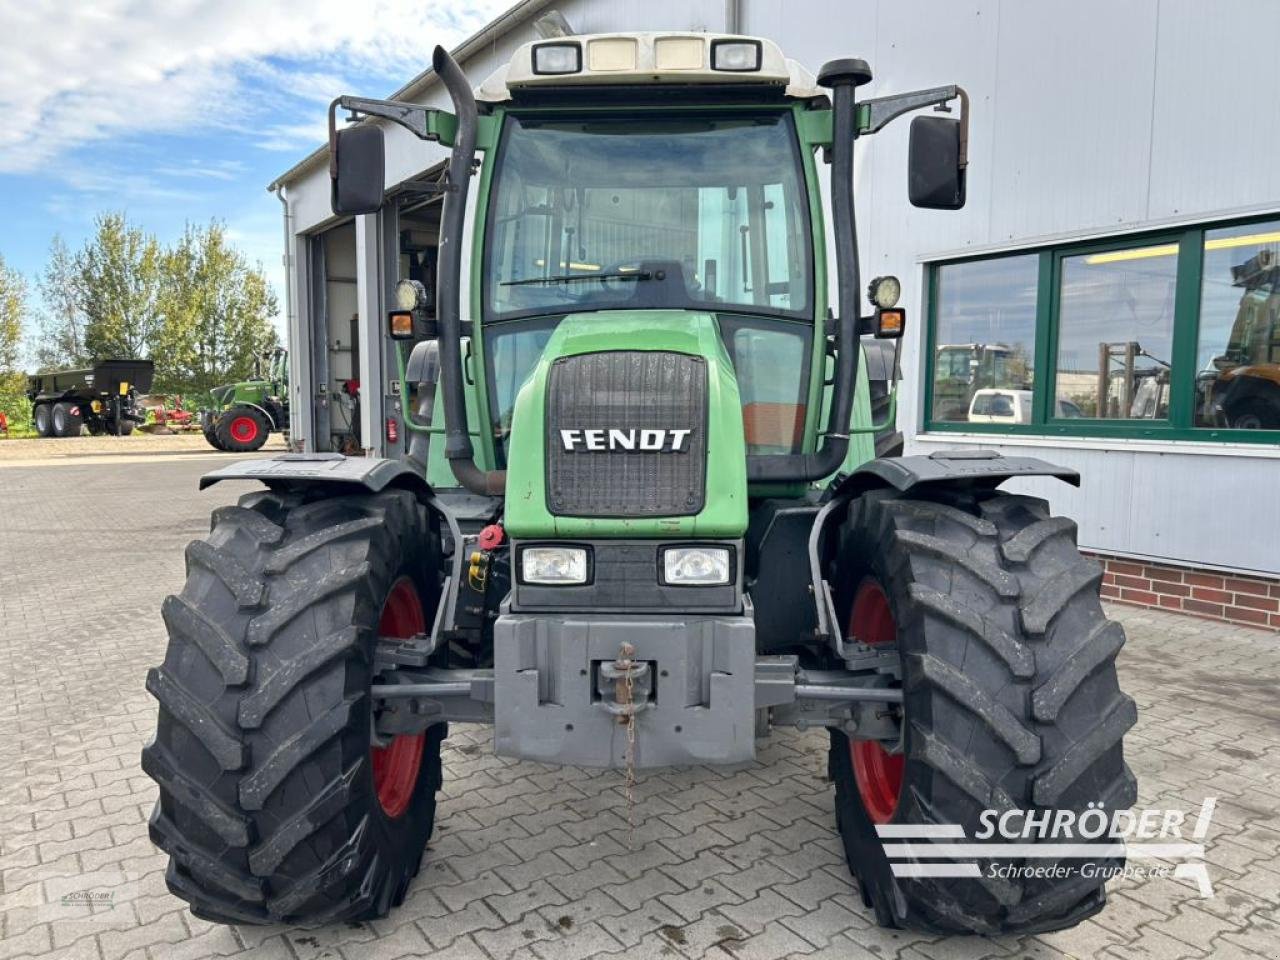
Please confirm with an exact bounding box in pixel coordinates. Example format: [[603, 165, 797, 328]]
[[79, 212, 164, 361], [26, 213, 280, 399], [155, 222, 278, 395], [0, 255, 30, 430], [33, 236, 88, 370]]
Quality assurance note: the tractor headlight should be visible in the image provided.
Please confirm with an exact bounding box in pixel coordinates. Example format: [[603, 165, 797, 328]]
[[532, 42, 582, 75], [711, 39, 762, 72], [520, 546, 590, 585], [395, 278, 426, 311], [662, 546, 731, 586], [868, 275, 901, 309]]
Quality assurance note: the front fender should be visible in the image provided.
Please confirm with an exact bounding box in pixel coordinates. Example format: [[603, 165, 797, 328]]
[[199, 453, 432, 498], [831, 448, 1079, 501], [808, 449, 1079, 646]]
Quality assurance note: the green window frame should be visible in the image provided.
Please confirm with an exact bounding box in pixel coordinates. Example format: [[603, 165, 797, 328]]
[[922, 213, 1280, 445]]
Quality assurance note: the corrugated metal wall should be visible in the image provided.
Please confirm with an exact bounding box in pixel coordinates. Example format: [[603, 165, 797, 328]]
[[737, 0, 1280, 575], [278, 0, 1280, 574]]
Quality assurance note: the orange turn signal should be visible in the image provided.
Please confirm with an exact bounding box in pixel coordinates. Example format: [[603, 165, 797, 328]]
[[388, 310, 414, 339], [874, 307, 905, 339]]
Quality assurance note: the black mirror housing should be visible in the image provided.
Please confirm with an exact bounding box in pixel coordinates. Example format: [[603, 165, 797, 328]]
[[908, 115, 966, 210], [331, 125, 385, 216]]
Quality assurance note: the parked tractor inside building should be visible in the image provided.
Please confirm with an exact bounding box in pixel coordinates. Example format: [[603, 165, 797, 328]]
[[145, 34, 1135, 935], [1198, 248, 1280, 429], [201, 347, 290, 451]]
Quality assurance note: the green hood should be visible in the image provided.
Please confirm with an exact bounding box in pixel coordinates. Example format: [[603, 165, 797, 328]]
[[502, 311, 748, 539]]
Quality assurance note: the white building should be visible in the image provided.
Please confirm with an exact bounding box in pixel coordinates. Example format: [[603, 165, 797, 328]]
[[269, 0, 1280, 622]]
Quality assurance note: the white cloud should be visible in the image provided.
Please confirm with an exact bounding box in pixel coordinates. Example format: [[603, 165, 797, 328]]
[[254, 121, 333, 153], [153, 160, 248, 182], [0, 0, 510, 173]]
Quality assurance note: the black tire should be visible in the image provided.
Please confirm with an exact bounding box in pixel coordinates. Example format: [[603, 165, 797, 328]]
[[828, 488, 1136, 935], [216, 407, 270, 452], [1226, 398, 1278, 430], [33, 403, 53, 437], [52, 401, 83, 437], [203, 417, 226, 450], [115, 419, 136, 436], [143, 488, 445, 926]]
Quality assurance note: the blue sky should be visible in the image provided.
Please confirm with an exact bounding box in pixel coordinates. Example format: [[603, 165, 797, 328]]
[[0, 0, 509, 349]]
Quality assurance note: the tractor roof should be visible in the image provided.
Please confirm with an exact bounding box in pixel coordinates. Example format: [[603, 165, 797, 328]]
[[475, 32, 823, 104]]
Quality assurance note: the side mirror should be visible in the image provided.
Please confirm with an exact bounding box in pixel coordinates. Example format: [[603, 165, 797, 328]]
[[908, 115, 966, 210], [331, 124, 385, 216]]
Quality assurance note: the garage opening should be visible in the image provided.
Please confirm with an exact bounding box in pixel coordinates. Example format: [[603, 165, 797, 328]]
[[307, 220, 361, 452]]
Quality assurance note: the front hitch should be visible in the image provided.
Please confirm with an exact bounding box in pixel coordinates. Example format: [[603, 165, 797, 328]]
[[596, 642, 654, 719]]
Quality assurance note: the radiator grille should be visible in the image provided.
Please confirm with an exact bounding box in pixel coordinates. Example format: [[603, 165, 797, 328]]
[[545, 351, 707, 517]]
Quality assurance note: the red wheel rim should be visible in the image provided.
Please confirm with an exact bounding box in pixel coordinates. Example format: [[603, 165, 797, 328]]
[[229, 415, 259, 443], [371, 577, 426, 818], [848, 578, 905, 824]]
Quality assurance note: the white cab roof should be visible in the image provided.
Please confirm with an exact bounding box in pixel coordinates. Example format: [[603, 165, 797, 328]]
[[476, 32, 823, 103]]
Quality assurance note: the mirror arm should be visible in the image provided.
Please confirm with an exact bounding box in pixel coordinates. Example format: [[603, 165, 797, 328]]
[[327, 96, 456, 179], [336, 96, 445, 140], [859, 85, 969, 162]]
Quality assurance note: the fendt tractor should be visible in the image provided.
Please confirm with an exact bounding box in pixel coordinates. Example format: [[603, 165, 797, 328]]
[[202, 347, 290, 452], [144, 34, 1136, 934]]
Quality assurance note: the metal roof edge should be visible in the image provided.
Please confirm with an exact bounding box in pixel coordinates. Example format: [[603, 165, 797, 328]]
[[266, 0, 556, 193]]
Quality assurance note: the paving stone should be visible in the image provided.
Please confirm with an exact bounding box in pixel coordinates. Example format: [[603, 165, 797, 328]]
[[778, 896, 870, 947], [483, 877, 571, 924], [528, 920, 625, 960], [1101, 926, 1210, 960]]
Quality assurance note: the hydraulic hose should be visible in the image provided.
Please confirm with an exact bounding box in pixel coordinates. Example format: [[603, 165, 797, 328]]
[[746, 62, 869, 484], [433, 45, 506, 497]]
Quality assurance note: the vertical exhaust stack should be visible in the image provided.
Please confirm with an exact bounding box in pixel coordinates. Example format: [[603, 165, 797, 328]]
[[433, 45, 506, 496], [745, 57, 873, 483]]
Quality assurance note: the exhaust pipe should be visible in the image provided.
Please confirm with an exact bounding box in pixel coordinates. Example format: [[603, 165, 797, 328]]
[[433, 46, 506, 497], [746, 59, 872, 484]]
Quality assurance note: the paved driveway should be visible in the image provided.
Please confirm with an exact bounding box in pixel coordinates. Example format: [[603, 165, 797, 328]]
[[1, 455, 1277, 960]]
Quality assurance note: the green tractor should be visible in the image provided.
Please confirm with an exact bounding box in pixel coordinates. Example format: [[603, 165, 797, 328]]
[[201, 347, 289, 452], [145, 34, 1135, 934]]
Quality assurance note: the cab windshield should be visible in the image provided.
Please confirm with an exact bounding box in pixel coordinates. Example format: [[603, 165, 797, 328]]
[[484, 111, 813, 320]]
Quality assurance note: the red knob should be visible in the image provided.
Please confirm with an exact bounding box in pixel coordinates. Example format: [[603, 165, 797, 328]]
[[478, 523, 505, 550]]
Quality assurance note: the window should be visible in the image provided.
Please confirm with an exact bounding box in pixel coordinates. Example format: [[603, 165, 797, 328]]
[[1055, 243, 1177, 420], [924, 214, 1280, 443], [485, 112, 812, 322], [484, 318, 559, 454], [929, 255, 1038, 422], [1194, 220, 1280, 430], [719, 316, 812, 455]]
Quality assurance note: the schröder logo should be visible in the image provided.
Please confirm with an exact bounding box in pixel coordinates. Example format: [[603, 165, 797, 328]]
[[876, 797, 1217, 897]]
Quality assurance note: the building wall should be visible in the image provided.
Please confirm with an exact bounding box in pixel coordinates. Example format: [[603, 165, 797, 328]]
[[276, 0, 1280, 576], [739, 0, 1280, 576]]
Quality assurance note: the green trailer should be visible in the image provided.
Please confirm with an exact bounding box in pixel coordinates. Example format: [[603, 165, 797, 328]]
[[145, 33, 1134, 935], [200, 347, 289, 452]]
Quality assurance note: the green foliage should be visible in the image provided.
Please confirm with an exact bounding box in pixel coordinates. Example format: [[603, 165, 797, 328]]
[[79, 212, 165, 362], [34, 236, 88, 370], [28, 212, 279, 398], [0, 255, 31, 432], [154, 222, 279, 394]]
